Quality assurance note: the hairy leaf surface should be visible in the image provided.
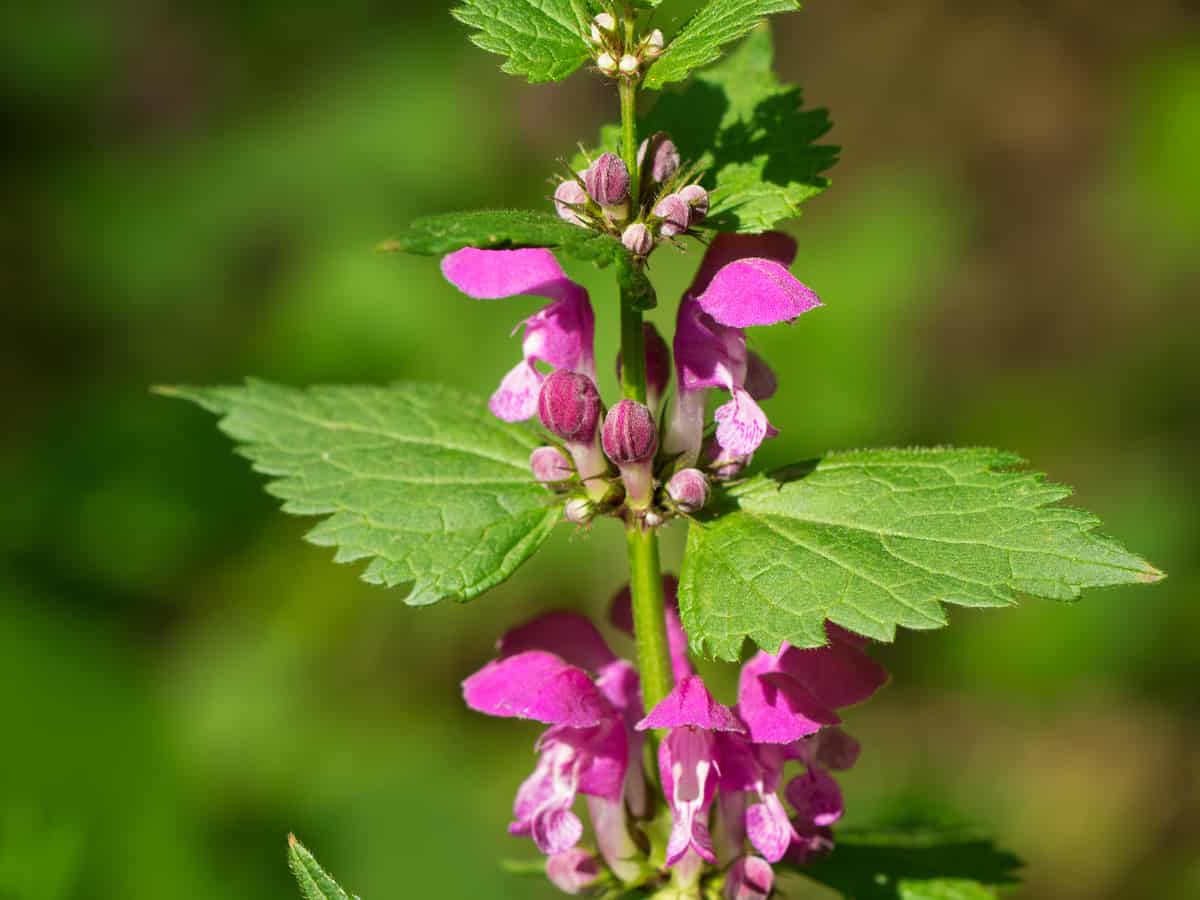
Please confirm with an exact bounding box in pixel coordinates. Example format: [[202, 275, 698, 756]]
[[453, 0, 591, 83], [288, 835, 360, 900], [163, 381, 561, 606], [680, 448, 1163, 659]]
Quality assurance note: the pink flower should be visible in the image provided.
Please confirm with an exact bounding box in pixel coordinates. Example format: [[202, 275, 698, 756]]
[[441, 247, 596, 422], [664, 233, 821, 464]]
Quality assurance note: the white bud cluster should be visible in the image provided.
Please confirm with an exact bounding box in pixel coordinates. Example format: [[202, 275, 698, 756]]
[[585, 13, 665, 80]]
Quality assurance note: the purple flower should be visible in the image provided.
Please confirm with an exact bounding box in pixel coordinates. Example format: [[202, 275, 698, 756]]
[[637, 676, 745, 867], [441, 247, 596, 423], [664, 233, 821, 464], [725, 855, 774, 900], [546, 848, 602, 895], [585, 153, 630, 208]]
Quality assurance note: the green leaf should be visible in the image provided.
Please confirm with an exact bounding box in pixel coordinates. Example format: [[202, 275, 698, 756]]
[[452, 0, 591, 83], [797, 827, 1023, 900], [680, 447, 1164, 660], [383, 209, 656, 310], [287, 834, 360, 900], [647, 25, 838, 232], [160, 381, 561, 606], [644, 0, 800, 90]]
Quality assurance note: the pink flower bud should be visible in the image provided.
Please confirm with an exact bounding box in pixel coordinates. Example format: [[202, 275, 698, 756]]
[[546, 848, 602, 895], [679, 183, 709, 220], [643, 29, 664, 59], [538, 371, 602, 443], [667, 468, 710, 513], [637, 132, 680, 183], [554, 179, 588, 226], [585, 153, 630, 207], [654, 193, 691, 237], [596, 52, 618, 75], [621, 222, 654, 256], [602, 400, 658, 465], [530, 446, 573, 486], [618, 54, 639, 76], [724, 856, 774, 900]]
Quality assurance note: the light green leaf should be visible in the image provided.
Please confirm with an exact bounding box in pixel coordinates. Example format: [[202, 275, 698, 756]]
[[680, 448, 1164, 660], [646, 25, 838, 232], [383, 209, 656, 310], [288, 835, 360, 900], [452, 0, 591, 83], [797, 827, 1023, 899], [644, 0, 800, 90], [161, 381, 561, 606]]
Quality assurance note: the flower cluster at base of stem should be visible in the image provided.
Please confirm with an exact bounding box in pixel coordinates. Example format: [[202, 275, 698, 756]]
[[461, 578, 889, 897]]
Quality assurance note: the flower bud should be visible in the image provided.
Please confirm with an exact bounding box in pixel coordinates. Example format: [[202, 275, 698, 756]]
[[530, 446, 574, 487], [602, 400, 658, 465], [621, 222, 654, 257], [643, 29, 665, 59], [585, 152, 630, 207], [654, 192, 691, 237], [547, 848, 602, 895], [637, 132, 680, 183], [553, 178, 588, 226], [724, 856, 774, 900], [538, 371, 602, 443], [592, 12, 616, 33], [679, 183, 710, 220], [564, 497, 595, 526], [597, 52, 618, 75], [618, 54, 640, 76], [667, 468, 710, 513]]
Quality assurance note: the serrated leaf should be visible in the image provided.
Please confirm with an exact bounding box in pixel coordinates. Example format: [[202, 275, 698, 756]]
[[679, 448, 1164, 660], [644, 0, 800, 90], [797, 827, 1023, 900], [452, 0, 591, 83], [287, 835, 360, 900], [383, 209, 656, 310], [161, 381, 561, 606]]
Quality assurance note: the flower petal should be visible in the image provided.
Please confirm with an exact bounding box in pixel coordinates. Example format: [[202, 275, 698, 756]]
[[696, 258, 822, 328], [725, 855, 775, 900], [498, 611, 618, 674], [737, 653, 839, 744], [776, 634, 889, 711], [714, 388, 773, 457], [522, 294, 596, 375], [744, 351, 778, 401], [463, 651, 609, 727], [441, 247, 580, 303], [673, 297, 747, 393], [532, 805, 585, 855], [489, 360, 543, 422], [786, 765, 844, 828], [815, 726, 862, 771], [746, 793, 797, 863], [637, 675, 745, 733], [690, 232, 798, 296], [659, 728, 719, 866]]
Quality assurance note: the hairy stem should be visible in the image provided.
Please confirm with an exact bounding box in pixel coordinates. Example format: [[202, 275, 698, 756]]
[[616, 26, 674, 715]]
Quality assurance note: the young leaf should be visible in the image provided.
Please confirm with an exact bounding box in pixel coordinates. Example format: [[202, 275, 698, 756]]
[[383, 209, 656, 310], [452, 0, 591, 83], [160, 381, 561, 606], [646, 25, 838, 232], [644, 0, 800, 90], [288, 834, 360, 900], [679, 447, 1164, 660], [796, 827, 1023, 899]]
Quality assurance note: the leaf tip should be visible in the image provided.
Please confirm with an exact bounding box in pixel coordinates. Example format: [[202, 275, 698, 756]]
[[288, 832, 299, 849], [1138, 564, 1167, 584]]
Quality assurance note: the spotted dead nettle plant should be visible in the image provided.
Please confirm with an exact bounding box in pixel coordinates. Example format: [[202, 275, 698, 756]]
[[166, 2, 1163, 898]]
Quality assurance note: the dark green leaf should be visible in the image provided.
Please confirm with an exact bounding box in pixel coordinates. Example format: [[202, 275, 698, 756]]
[[644, 0, 800, 90], [797, 827, 1023, 900], [288, 835, 360, 900], [680, 448, 1164, 659], [384, 209, 656, 310], [160, 381, 561, 606], [452, 0, 591, 83]]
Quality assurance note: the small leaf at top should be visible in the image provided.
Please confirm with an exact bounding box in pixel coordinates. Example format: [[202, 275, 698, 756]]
[[384, 209, 656, 310], [452, 0, 591, 83], [288, 834, 360, 900], [795, 826, 1023, 900], [679, 447, 1164, 660], [160, 381, 561, 606], [644, 0, 800, 90]]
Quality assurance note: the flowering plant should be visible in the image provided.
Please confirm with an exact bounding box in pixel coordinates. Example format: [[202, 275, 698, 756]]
[[166, 2, 1162, 897]]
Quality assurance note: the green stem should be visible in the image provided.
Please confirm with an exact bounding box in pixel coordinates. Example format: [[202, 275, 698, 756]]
[[615, 32, 674, 715], [626, 525, 673, 713]]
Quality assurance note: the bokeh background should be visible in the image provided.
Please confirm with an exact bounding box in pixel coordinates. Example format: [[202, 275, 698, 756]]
[[2, 1, 1198, 897]]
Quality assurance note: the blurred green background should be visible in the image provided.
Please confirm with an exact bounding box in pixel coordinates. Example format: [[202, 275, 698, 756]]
[[2, 1, 1197, 898]]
